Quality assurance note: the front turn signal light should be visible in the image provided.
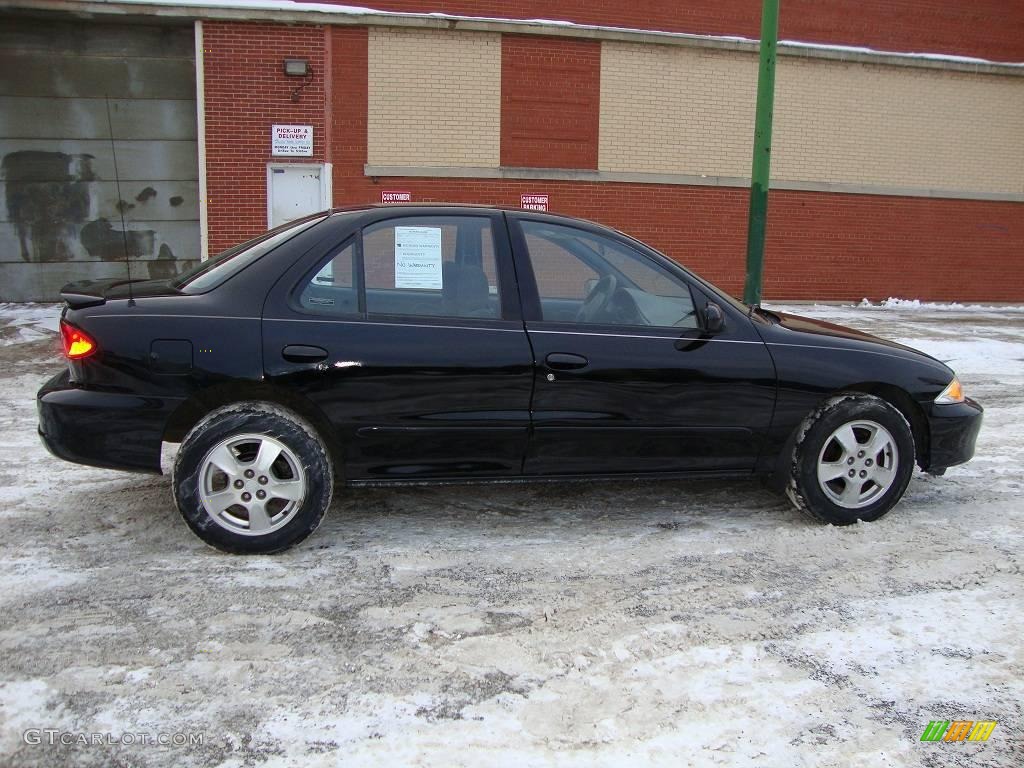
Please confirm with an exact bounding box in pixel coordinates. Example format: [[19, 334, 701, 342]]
[[935, 376, 964, 404], [60, 319, 97, 360]]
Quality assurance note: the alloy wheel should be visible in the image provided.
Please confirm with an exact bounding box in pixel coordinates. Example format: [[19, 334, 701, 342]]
[[199, 434, 306, 536], [816, 419, 899, 509]]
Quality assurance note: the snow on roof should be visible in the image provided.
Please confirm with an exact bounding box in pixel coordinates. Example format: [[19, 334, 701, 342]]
[[100, 0, 1024, 67], [778, 39, 1024, 68]]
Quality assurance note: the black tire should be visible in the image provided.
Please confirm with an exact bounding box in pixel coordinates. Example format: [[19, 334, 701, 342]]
[[786, 393, 915, 525], [172, 402, 333, 553]]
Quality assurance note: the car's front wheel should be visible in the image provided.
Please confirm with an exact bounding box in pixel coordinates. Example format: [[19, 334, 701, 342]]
[[172, 403, 333, 553], [787, 393, 915, 525]]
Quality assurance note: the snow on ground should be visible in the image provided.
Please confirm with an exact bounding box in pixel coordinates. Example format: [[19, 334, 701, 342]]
[[0, 303, 61, 347], [0, 302, 1021, 767]]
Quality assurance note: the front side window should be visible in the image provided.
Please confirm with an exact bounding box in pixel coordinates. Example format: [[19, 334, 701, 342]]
[[521, 221, 698, 329], [362, 216, 501, 319]]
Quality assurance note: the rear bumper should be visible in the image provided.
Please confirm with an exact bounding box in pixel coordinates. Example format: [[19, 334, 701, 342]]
[[924, 397, 983, 473], [37, 370, 182, 474]]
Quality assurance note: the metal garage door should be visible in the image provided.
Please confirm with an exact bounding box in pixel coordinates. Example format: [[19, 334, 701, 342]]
[[0, 17, 200, 301]]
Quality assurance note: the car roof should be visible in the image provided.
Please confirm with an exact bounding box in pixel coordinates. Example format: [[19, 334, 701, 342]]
[[326, 203, 611, 230], [326, 203, 495, 216]]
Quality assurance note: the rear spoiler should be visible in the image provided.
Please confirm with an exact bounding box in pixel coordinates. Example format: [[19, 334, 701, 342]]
[[60, 278, 176, 308], [60, 283, 107, 310], [60, 291, 105, 310]]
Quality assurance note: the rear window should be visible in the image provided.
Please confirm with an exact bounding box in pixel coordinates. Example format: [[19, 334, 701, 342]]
[[173, 215, 327, 294]]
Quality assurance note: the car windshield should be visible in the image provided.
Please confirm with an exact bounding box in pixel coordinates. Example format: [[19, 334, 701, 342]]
[[172, 215, 327, 294]]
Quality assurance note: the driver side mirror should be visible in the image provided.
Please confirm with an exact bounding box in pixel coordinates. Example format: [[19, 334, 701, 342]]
[[704, 302, 726, 334]]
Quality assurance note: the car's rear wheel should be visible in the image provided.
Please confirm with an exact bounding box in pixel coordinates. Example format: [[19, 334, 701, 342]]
[[172, 403, 333, 553], [787, 393, 914, 525]]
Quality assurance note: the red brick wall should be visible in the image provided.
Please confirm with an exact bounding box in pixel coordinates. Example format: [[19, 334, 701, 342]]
[[762, 193, 1023, 302], [329, 27, 369, 200], [347, 1, 1024, 62], [334, 175, 1024, 302], [500, 35, 601, 169], [204, 21, 1024, 301], [203, 22, 327, 253]]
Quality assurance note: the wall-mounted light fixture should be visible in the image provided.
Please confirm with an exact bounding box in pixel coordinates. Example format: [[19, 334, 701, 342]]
[[283, 58, 309, 77], [283, 58, 313, 101]]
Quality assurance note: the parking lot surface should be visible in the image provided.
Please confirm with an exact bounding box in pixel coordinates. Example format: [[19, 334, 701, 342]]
[[0, 301, 1021, 767]]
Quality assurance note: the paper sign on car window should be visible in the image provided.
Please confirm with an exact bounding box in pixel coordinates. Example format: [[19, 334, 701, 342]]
[[395, 226, 443, 289]]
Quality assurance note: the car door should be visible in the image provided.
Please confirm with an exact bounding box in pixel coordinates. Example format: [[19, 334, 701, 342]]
[[509, 215, 777, 475], [262, 210, 534, 480]]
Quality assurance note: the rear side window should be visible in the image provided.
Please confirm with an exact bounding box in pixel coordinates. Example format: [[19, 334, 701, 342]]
[[296, 216, 502, 320], [364, 216, 499, 319], [296, 240, 357, 316]]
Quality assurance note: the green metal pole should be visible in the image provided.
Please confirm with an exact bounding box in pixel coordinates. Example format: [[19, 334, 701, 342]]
[[743, 0, 780, 306]]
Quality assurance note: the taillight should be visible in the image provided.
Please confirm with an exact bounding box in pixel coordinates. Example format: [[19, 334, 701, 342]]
[[60, 319, 97, 360]]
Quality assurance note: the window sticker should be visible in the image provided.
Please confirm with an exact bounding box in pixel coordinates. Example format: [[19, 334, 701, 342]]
[[394, 226, 443, 289]]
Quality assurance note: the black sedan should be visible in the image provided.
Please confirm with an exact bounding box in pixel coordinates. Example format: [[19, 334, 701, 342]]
[[38, 206, 983, 553]]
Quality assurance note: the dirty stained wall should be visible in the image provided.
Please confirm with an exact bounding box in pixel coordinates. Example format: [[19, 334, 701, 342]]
[[0, 18, 200, 301]]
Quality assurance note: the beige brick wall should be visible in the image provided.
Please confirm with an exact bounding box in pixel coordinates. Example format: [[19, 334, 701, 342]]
[[600, 43, 758, 178], [600, 41, 1024, 195], [368, 28, 501, 167], [774, 58, 1024, 193]]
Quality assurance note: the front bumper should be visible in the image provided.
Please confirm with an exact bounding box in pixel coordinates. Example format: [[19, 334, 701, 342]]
[[924, 397, 983, 473], [37, 370, 182, 474]]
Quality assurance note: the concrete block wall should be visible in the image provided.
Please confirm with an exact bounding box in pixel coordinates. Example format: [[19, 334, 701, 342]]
[[0, 18, 200, 300]]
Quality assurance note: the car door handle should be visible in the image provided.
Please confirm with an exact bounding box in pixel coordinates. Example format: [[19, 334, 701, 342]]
[[545, 352, 589, 370], [282, 344, 328, 363]]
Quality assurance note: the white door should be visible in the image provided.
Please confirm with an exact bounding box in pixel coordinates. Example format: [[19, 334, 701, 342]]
[[267, 163, 331, 228]]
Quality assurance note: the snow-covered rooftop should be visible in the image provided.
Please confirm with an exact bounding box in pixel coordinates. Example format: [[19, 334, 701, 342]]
[[84, 0, 1024, 69]]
